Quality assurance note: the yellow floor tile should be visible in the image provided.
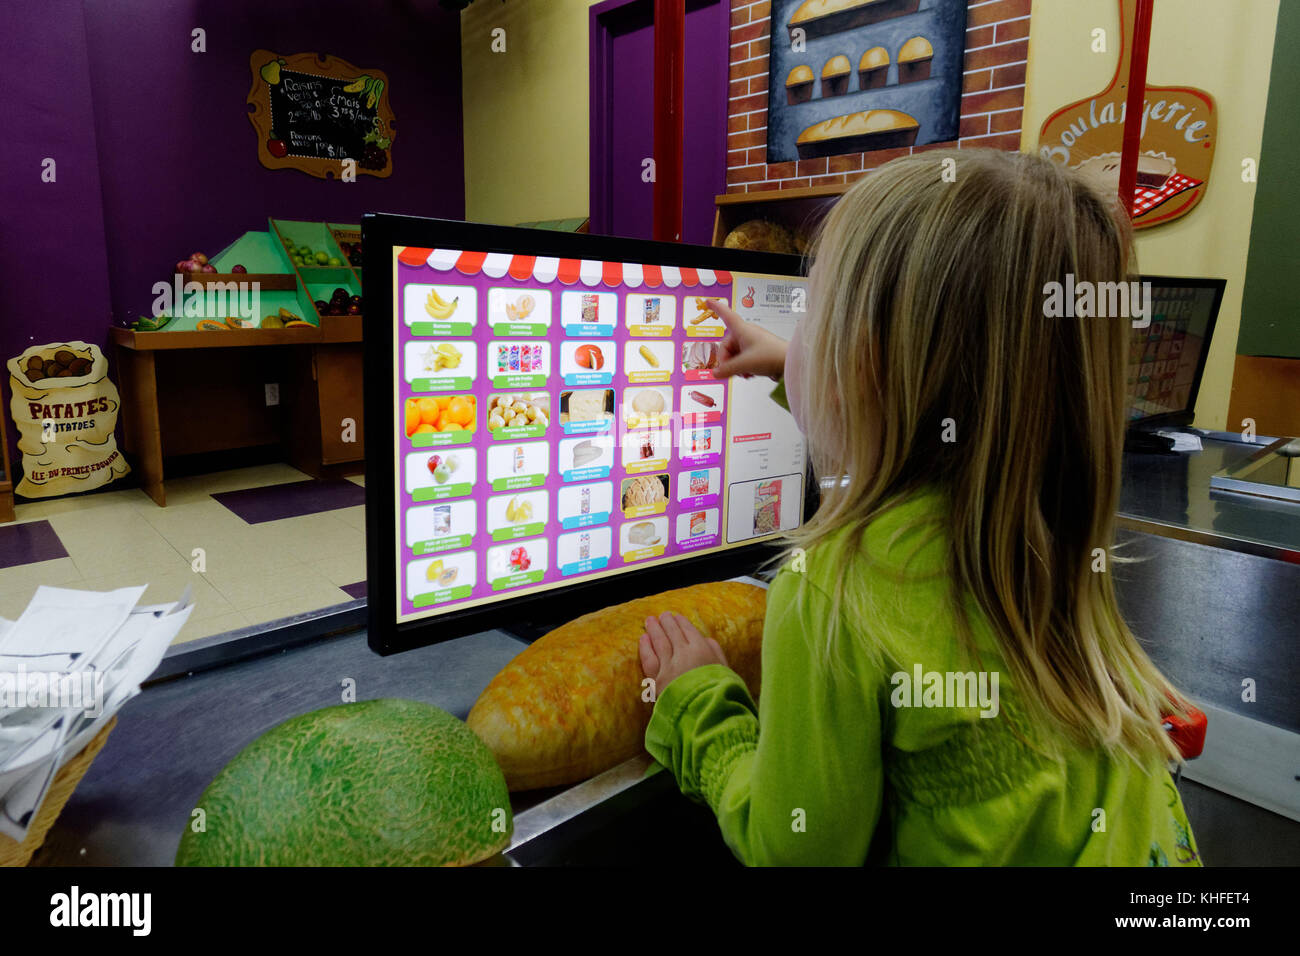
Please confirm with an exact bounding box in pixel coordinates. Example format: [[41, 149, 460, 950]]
[[346, 475, 365, 487], [332, 505, 367, 531], [158, 520, 306, 575], [45, 501, 157, 537], [241, 583, 356, 627], [203, 561, 334, 612], [309, 551, 367, 587], [135, 499, 252, 542], [64, 535, 194, 581], [76, 564, 231, 617], [12, 486, 154, 521], [250, 512, 364, 563], [172, 610, 250, 644], [0, 557, 84, 607]]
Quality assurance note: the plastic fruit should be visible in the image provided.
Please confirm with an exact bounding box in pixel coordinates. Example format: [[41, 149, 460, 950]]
[[314, 300, 329, 314], [329, 257, 342, 267], [231, 264, 247, 274]]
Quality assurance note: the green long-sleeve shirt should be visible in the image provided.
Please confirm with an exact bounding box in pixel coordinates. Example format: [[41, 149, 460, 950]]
[[644, 489, 1201, 866]]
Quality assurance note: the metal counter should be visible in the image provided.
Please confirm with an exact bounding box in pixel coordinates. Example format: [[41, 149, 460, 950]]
[[28, 440, 1300, 866], [1119, 434, 1300, 558]]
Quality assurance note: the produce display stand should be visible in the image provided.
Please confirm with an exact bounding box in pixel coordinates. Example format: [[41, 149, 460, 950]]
[[114, 220, 366, 507]]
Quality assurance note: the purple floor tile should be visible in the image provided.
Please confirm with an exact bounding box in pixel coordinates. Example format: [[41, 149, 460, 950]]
[[211, 479, 365, 524], [0, 520, 69, 571], [340, 581, 367, 600]]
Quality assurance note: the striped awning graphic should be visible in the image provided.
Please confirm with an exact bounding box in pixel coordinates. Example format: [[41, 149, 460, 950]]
[[396, 247, 731, 289]]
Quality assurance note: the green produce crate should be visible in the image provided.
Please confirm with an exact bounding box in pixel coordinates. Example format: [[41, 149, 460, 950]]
[[209, 231, 296, 275], [270, 219, 350, 271]]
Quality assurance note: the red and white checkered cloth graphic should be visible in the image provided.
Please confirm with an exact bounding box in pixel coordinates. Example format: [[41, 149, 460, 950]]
[[1131, 173, 1204, 217]]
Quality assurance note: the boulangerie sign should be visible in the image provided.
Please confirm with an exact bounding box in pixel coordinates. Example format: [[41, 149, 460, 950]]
[[1037, 0, 1217, 229], [6, 342, 130, 498]]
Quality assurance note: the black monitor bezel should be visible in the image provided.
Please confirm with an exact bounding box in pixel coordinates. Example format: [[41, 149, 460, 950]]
[[363, 214, 809, 656], [1128, 274, 1227, 428]]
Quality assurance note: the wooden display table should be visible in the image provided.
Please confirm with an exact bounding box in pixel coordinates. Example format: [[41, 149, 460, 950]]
[[111, 318, 365, 506]]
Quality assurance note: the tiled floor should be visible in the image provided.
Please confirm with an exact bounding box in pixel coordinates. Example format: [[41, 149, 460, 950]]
[[0, 465, 366, 645]]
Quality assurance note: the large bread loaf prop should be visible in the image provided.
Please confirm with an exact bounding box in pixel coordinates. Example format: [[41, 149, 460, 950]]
[[468, 582, 766, 790]]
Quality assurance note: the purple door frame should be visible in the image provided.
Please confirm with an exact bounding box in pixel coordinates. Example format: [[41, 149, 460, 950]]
[[589, 0, 730, 244]]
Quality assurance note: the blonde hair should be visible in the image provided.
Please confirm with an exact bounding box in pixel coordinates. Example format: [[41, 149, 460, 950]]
[[786, 148, 1185, 764]]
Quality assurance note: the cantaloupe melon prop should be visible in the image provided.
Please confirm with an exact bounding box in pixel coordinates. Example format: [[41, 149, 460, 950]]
[[175, 699, 511, 866], [468, 582, 766, 791]]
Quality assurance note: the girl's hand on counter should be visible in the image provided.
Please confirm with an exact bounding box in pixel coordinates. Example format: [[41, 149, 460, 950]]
[[709, 298, 788, 381], [639, 611, 729, 698]]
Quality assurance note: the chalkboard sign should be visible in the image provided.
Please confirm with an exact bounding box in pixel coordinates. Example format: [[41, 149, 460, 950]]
[[247, 50, 396, 179]]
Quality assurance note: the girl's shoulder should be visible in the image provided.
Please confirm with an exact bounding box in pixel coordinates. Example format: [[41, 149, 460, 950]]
[[769, 487, 960, 661], [787, 487, 950, 591]]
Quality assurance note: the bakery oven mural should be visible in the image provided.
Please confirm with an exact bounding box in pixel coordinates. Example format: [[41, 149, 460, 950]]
[[1036, 0, 1217, 229], [765, 0, 969, 163]]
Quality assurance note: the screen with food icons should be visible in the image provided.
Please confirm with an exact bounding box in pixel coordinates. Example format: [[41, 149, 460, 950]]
[[392, 247, 809, 622]]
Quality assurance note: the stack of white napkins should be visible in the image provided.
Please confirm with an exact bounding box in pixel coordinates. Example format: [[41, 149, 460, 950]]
[[0, 585, 194, 842]]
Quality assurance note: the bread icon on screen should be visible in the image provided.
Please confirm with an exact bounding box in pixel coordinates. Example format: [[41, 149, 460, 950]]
[[898, 36, 934, 83], [786, 64, 815, 105], [821, 55, 852, 98], [858, 46, 889, 90]]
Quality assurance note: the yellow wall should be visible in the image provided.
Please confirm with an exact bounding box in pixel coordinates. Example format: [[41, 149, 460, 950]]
[[460, 0, 604, 226], [1021, 0, 1281, 430]]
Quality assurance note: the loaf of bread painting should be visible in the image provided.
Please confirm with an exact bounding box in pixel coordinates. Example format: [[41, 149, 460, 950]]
[[467, 581, 767, 790]]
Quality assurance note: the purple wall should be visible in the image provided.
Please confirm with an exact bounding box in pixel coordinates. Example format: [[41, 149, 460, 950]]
[[82, 0, 465, 324], [1, 0, 465, 479]]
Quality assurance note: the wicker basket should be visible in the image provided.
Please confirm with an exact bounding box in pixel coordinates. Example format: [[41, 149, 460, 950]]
[[0, 716, 117, 867]]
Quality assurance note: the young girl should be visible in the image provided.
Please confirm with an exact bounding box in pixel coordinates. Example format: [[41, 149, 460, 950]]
[[637, 148, 1201, 866]]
